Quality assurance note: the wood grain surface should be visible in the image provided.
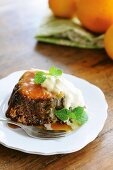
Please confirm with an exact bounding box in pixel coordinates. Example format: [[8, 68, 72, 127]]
[[0, 0, 113, 170]]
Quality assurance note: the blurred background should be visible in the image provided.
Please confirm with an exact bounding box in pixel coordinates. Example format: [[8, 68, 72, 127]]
[[0, 1, 113, 170]]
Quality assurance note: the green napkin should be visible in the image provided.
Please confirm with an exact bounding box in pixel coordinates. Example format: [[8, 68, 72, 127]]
[[36, 16, 104, 49]]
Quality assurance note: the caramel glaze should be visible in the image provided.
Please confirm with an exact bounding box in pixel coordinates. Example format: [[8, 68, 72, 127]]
[[51, 123, 72, 131], [19, 71, 54, 99], [8, 123, 19, 129]]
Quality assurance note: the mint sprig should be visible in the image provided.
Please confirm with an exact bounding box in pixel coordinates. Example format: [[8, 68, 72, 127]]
[[55, 106, 88, 126], [49, 66, 62, 76], [34, 66, 62, 84]]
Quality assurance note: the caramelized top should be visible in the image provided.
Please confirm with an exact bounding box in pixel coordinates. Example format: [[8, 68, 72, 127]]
[[19, 71, 53, 99]]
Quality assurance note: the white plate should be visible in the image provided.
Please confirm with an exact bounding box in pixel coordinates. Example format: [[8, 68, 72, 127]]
[[0, 71, 108, 155]]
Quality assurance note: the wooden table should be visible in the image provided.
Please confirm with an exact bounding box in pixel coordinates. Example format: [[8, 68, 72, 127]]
[[0, 0, 113, 169]]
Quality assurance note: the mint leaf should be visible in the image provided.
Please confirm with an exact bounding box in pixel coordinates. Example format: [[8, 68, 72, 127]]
[[75, 111, 88, 125], [68, 112, 76, 120], [73, 106, 84, 114], [34, 71, 47, 84], [55, 108, 70, 121], [49, 66, 62, 76], [73, 107, 88, 125]]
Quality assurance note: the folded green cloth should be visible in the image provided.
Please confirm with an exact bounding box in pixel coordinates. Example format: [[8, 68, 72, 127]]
[[36, 16, 104, 49]]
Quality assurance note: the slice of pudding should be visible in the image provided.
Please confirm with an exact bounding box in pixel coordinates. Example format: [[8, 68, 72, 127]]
[[6, 67, 88, 130]]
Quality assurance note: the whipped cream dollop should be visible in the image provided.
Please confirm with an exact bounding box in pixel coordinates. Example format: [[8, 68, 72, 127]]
[[41, 75, 85, 109]]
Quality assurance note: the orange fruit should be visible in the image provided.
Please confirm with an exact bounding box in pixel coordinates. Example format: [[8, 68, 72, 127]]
[[49, 0, 77, 18], [76, 0, 113, 33], [104, 24, 113, 60]]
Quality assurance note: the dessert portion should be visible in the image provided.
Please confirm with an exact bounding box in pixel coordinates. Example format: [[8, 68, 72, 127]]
[[6, 67, 88, 130]]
